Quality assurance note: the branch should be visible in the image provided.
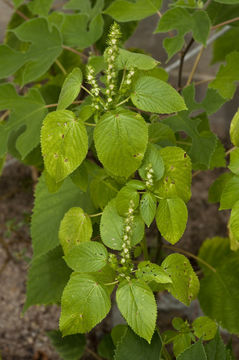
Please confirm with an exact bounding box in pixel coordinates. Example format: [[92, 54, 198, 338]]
[[162, 244, 217, 273], [2, 0, 29, 20], [212, 16, 239, 30], [186, 45, 204, 86], [85, 347, 103, 360], [178, 37, 194, 90], [45, 100, 83, 109], [62, 45, 88, 61]]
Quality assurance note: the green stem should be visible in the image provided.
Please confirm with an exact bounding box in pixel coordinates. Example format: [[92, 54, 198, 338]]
[[119, 68, 127, 93], [89, 212, 103, 218], [162, 244, 216, 273], [116, 96, 131, 107], [84, 122, 96, 127], [104, 280, 119, 286], [154, 194, 163, 200], [81, 84, 94, 97], [176, 140, 192, 146], [55, 59, 67, 75], [62, 45, 88, 60]]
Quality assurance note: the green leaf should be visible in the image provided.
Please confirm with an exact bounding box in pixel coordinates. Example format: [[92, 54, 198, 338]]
[[230, 108, 239, 147], [209, 139, 226, 170], [229, 147, 239, 175], [41, 110, 88, 182], [209, 52, 239, 99], [90, 173, 119, 210], [27, 0, 54, 16], [177, 341, 207, 360], [11, 18, 62, 86], [62, 14, 104, 48], [163, 85, 220, 169], [220, 175, 239, 210], [31, 174, 95, 258], [155, 8, 210, 60], [214, 0, 239, 3], [0, 45, 26, 79], [98, 334, 115, 360], [100, 199, 144, 250], [24, 246, 71, 311], [139, 143, 165, 183], [47, 330, 86, 360], [64, 0, 104, 19], [64, 242, 108, 272], [44, 170, 63, 194], [192, 317, 217, 341], [229, 200, 239, 250], [12, 0, 25, 6], [173, 333, 192, 358], [131, 76, 187, 114], [156, 198, 188, 244], [148, 122, 176, 146], [70, 162, 89, 192], [0, 84, 47, 158], [114, 327, 162, 360], [212, 27, 239, 64], [198, 237, 239, 334], [116, 279, 157, 342], [161, 254, 199, 306], [140, 192, 157, 227], [116, 185, 140, 217], [208, 172, 233, 204], [156, 147, 192, 203], [0, 155, 6, 176], [136, 261, 172, 284], [104, 0, 162, 22], [94, 108, 148, 178], [204, 330, 229, 360], [117, 49, 158, 70], [60, 272, 111, 335], [57, 68, 83, 111], [59, 207, 92, 255]]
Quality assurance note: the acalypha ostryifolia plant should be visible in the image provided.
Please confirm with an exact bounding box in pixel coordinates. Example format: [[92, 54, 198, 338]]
[[1, 0, 239, 358]]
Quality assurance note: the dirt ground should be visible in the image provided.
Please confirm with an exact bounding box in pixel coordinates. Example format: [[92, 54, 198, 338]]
[[0, 154, 236, 359]]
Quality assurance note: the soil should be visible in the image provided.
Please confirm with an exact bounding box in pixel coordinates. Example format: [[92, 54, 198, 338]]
[[0, 156, 236, 359]]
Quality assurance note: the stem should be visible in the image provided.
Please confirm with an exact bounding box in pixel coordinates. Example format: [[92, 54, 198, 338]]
[[119, 68, 127, 93], [84, 122, 96, 127], [178, 38, 194, 90], [0, 110, 10, 122], [62, 45, 88, 61], [176, 140, 192, 146], [89, 212, 103, 218], [81, 84, 94, 97], [212, 16, 239, 30], [104, 280, 119, 286], [85, 347, 103, 360], [45, 100, 83, 109], [226, 146, 236, 156], [116, 96, 131, 107], [192, 170, 201, 178], [162, 244, 216, 273], [141, 236, 149, 261], [186, 46, 204, 86], [3, 0, 29, 20], [154, 194, 163, 200], [55, 59, 67, 75]]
